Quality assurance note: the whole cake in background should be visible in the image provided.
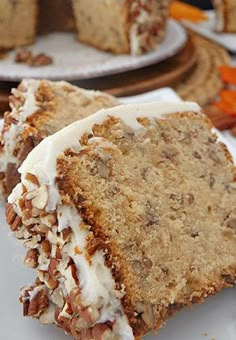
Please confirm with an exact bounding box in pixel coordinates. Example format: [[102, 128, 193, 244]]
[[212, 0, 236, 32], [0, 0, 171, 55], [7, 102, 236, 339], [0, 79, 118, 198]]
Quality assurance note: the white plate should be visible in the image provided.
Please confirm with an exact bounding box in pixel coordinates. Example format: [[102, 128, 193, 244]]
[[1, 88, 236, 340], [183, 11, 236, 53], [0, 20, 186, 81]]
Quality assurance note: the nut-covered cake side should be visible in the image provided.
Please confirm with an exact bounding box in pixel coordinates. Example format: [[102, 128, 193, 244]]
[[7, 102, 236, 339], [129, 0, 171, 54], [0, 79, 117, 198], [72, 0, 171, 55]]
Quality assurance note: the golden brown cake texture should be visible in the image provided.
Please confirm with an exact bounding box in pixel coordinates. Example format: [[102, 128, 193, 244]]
[[0, 0, 171, 54], [7, 102, 236, 339], [212, 0, 236, 32], [0, 0, 37, 50], [0, 79, 117, 198]]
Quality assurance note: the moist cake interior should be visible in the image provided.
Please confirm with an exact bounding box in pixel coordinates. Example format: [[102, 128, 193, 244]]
[[56, 112, 236, 333]]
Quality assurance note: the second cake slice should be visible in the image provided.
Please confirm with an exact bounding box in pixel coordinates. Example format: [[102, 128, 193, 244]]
[[0, 79, 117, 197]]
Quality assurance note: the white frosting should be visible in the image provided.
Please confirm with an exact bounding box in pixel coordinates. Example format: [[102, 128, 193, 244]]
[[16, 79, 40, 121], [9, 101, 201, 339], [53, 203, 134, 338]]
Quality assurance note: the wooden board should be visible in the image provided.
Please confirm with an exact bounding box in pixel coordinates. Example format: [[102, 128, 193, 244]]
[[75, 37, 197, 97]]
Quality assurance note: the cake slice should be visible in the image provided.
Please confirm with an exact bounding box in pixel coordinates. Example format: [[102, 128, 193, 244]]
[[212, 0, 236, 32], [71, 0, 171, 54], [7, 102, 236, 339], [0, 0, 37, 50], [0, 79, 117, 198]]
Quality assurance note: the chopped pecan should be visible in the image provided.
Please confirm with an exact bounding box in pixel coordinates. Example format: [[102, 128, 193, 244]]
[[6, 203, 17, 224], [38, 270, 58, 289], [48, 258, 59, 277], [27, 288, 49, 317], [6, 203, 22, 231], [31, 185, 48, 210], [69, 287, 82, 314], [92, 323, 113, 340], [41, 240, 51, 256], [61, 227, 72, 242], [70, 264, 79, 285], [79, 306, 100, 326], [56, 246, 62, 260], [29, 53, 53, 67], [20, 289, 30, 316], [15, 49, 53, 67], [25, 172, 40, 187], [72, 328, 93, 339], [46, 276, 59, 289], [15, 49, 32, 63], [9, 95, 24, 111], [71, 315, 90, 331], [55, 308, 71, 333], [24, 249, 39, 269], [34, 223, 49, 235], [50, 288, 64, 308], [24, 199, 33, 210]]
